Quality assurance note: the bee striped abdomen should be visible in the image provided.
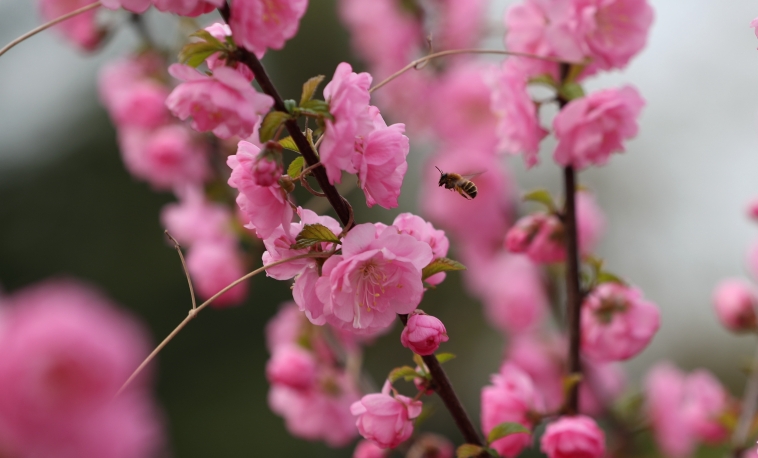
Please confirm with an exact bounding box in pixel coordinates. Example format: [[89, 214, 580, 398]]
[[459, 180, 477, 199]]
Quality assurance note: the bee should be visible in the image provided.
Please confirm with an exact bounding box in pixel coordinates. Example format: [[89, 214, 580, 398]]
[[435, 167, 482, 200]]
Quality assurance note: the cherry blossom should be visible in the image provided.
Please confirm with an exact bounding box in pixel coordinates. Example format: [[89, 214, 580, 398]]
[[712, 279, 758, 332], [400, 311, 449, 356], [186, 240, 248, 307], [38, 0, 103, 51], [230, 0, 309, 58], [540, 415, 605, 458], [351, 380, 422, 449]]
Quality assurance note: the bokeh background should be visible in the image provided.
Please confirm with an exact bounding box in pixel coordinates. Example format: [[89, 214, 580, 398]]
[[1, 0, 758, 456]]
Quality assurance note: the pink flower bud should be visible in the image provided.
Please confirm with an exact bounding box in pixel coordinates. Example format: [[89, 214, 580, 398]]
[[752, 17, 758, 39], [265, 345, 317, 391], [253, 144, 284, 187], [400, 312, 449, 356], [353, 440, 388, 458], [540, 415, 605, 458], [712, 279, 758, 332], [350, 381, 423, 449], [580, 283, 660, 362]]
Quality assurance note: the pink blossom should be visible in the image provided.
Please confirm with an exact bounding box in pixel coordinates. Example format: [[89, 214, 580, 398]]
[[489, 60, 547, 166], [186, 240, 248, 307], [481, 364, 541, 458], [320, 63, 373, 183], [204, 22, 255, 81], [0, 280, 163, 458], [351, 380, 423, 449], [166, 64, 273, 139], [98, 54, 164, 111], [479, 253, 549, 334], [353, 439, 388, 458], [391, 213, 449, 286], [311, 223, 432, 333], [540, 415, 605, 458], [553, 86, 645, 169], [505, 213, 564, 263], [752, 17, 758, 39], [103, 80, 171, 131], [160, 187, 233, 246], [101, 0, 152, 13], [507, 333, 565, 412], [579, 361, 626, 416], [434, 0, 488, 51], [432, 63, 500, 152], [645, 363, 730, 457], [38, 0, 103, 51], [576, 192, 606, 254], [119, 125, 209, 191], [400, 311, 449, 356], [230, 0, 309, 58], [227, 141, 293, 239], [253, 149, 284, 187], [581, 283, 659, 362], [747, 198, 758, 221], [270, 371, 359, 447], [265, 302, 307, 352], [266, 345, 317, 391], [354, 109, 409, 209], [153, 0, 223, 16], [712, 279, 758, 332]]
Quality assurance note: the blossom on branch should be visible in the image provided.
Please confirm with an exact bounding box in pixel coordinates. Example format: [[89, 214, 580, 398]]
[[712, 278, 758, 332], [38, 0, 104, 50], [350, 380, 422, 449], [186, 240, 248, 307], [230, 0, 309, 58], [400, 311, 449, 356], [540, 415, 605, 458]]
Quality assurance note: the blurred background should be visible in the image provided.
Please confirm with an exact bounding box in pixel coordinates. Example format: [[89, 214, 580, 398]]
[[1, 0, 758, 456]]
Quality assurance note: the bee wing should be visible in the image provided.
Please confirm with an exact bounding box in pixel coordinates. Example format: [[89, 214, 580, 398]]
[[461, 170, 486, 180]]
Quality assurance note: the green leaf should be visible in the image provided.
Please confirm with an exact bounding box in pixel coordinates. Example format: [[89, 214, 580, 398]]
[[422, 258, 466, 280], [287, 156, 304, 179], [523, 188, 556, 211], [300, 75, 325, 106], [435, 353, 456, 364], [299, 99, 332, 118], [486, 422, 530, 445], [189, 29, 223, 47], [456, 444, 485, 458], [291, 223, 340, 250], [278, 136, 299, 152], [259, 111, 290, 143], [596, 271, 626, 286], [283, 99, 297, 114], [559, 82, 585, 102], [388, 366, 419, 383], [178, 42, 223, 67], [412, 353, 425, 370]]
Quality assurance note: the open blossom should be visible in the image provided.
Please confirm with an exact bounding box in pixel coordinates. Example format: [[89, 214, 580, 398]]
[[230, 0, 309, 58], [154, 0, 222, 16], [400, 311, 449, 356], [553, 86, 645, 169], [227, 141, 293, 239], [186, 240, 248, 307], [321, 63, 373, 183], [481, 364, 541, 458], [645, 363, 731, 457], [0, 280, 163, 457], [351, 381, 423, 449], [507, 333, 565, 412], [266, 345, 317, 391], [307, 223, 432, 333], [489, 60, 547, 166], [118, 125, 209, 191], [38, 0, 103, 50], [161, 187, 233, 246], [166, 64, 273, 139], [581, 283, 660, 362], [355, 109, 409, 209], [540, 415, 605, 458], [713, 279, 758, 332], [392, 213, 449, 286], [102, 79, 170, 131], [434, 0, 488, 51]]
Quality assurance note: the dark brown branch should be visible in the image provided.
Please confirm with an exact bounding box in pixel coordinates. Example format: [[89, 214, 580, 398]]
[[558, 64, 583, 415], [219, 2, 482, 447]]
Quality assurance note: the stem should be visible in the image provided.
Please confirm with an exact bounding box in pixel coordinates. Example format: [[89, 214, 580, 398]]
[[218, 4, 353, 229], [558, 62, 583, 415], [116, 251, 330, 397], [369, 49, 574, 94], [0, 2, 102, 58], [731, 335, 758, 457]]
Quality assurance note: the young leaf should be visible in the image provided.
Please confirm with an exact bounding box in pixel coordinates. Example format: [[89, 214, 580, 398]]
[[559, 82, 585, 102], [287, 156, 304, 180], [422, 258, 466, 280], [300, 75, 325, 106], [291, 223, 340, 249], [283, 99, 297, 114], [178, 42, 223, 68], [299, 99, 332, 118], [388, 366, 419, 383], [486, 422, 530, 445], [596, 271, 626, 286], [412, 353, 425, 370], [189, 29, 224, 47], [523, 188, 556, 211], [456, 444, 485, 458], [278, 136, 299, 152], [435, 353, 456, 364], [259, 111, 290, 143]]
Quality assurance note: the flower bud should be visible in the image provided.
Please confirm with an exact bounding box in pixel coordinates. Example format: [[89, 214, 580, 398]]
[[400, 311, 449, 356], [712, 279, 758, 332], [265, 345, 317, 391], [540, 415, 605, 458], [253, 142, 284, 187]]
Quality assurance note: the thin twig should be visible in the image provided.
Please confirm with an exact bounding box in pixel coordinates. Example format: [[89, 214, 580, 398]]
[[731, 336, 758, 456], [369, 49, 575, 94], [165, 231, 196, 310], [116, 251, 331, 397], [0, 2, 102, 58]]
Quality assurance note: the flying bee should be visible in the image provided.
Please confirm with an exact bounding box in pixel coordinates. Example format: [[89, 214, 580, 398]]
[[435, 167, 483, 200]]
